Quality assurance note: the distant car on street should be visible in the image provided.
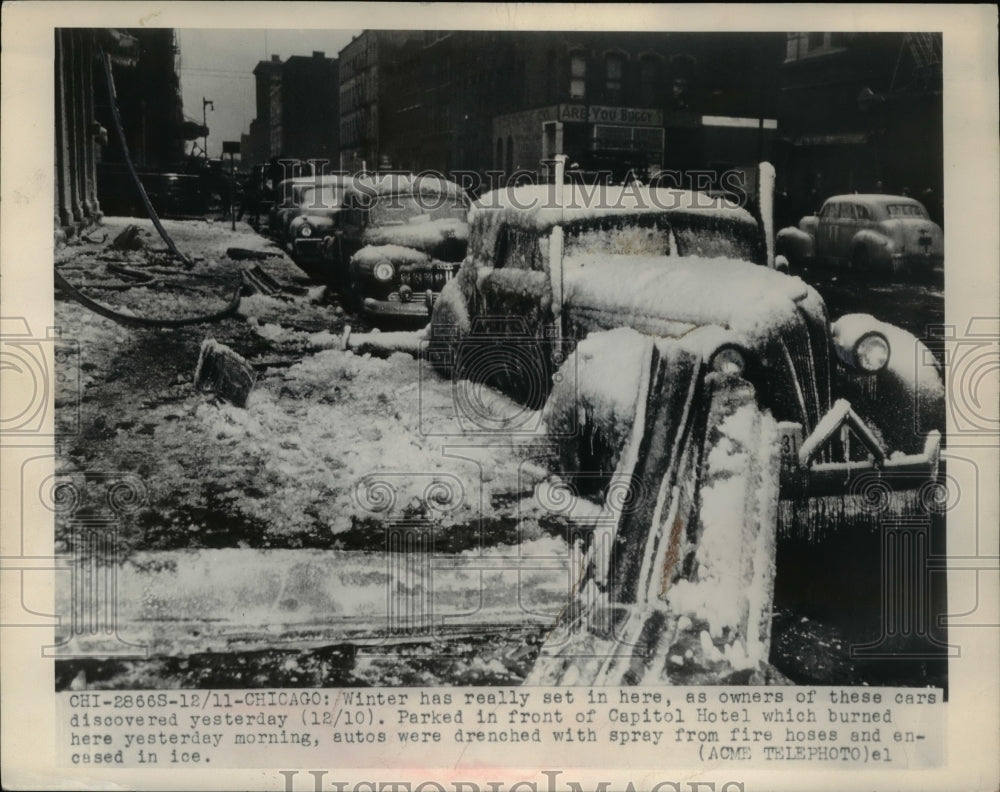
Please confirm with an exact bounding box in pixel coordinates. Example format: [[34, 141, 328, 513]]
[[268, 178, 320, 245], [319, 174, 470, 323], [283, 177, 352, 264], [776, 194, 943, 278]]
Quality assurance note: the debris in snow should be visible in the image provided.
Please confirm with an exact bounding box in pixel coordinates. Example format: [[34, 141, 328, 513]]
[[111, 224, 147, 251], [194, 339, 256, 407], [226, 247, 283, 261]]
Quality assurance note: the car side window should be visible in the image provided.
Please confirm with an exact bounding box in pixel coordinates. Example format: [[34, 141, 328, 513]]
[[495, 226, 543, 270], [855, 205, 870, 221], [821, 203, 836, 219], [841, 204, 857, 221]]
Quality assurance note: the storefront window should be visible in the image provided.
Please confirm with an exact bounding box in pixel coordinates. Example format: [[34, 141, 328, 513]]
[[639, 56, 661, 107]]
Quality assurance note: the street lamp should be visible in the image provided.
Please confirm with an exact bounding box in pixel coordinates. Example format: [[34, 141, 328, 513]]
[[202, 97, 214, 158]]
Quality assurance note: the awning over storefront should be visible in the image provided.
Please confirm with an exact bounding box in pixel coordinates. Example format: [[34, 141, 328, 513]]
[[791, 132, 870, 146]]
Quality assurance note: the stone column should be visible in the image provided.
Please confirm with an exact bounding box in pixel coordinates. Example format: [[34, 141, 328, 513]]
[[82, 33, 100, 219], [54, 30, 73, 229]]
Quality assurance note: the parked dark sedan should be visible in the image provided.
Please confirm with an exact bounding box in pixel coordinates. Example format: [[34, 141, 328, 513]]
[[319, 175, 470, 323]]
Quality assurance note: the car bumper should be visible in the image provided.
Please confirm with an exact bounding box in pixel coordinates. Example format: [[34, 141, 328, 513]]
[[890, 252, 943, 272], [363, 294, 435, 320], [292, 237, 325, 263]]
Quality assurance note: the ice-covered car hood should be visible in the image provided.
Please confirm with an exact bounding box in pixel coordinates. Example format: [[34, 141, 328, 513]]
[[362, 217, 468, 259], [561, 253, 826, 349]]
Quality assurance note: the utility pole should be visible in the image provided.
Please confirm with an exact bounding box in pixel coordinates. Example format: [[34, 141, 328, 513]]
[[202, 97, 214, 159]]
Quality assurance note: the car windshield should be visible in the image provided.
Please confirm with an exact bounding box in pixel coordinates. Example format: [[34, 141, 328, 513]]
[[369, 192, 468, 226], [300, 184, 343, 210], [885, 203, 928, 218], [563, 214, 759, 261]]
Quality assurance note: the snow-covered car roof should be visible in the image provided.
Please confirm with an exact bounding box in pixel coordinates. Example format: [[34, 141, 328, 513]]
[[823, 194, 927, 210], [471, 185, 754, 231], [344, 174, 468, 200]]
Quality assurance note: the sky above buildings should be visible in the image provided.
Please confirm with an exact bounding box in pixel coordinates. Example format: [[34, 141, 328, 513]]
[[175, 29, 359, 158]]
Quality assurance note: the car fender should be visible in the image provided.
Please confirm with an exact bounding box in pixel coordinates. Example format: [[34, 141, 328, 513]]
[[775, 226, 814, 263], [542, 327, 652, 491], [850, 229, 895, 266], [831, 313, 945, 454]]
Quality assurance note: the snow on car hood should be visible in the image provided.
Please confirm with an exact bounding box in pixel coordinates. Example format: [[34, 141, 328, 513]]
[[363, 216, 469, 252], [561, 253, 823, 348], [353, 244, 431, 267]]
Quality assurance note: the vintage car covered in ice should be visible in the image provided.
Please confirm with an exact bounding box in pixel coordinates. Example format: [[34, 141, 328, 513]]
[[318, 174, 470, 323], [426, 175, 945, 685], [268, 177, 316, 243], [776, 193, 943, 277], [284, 176, 352, 265]]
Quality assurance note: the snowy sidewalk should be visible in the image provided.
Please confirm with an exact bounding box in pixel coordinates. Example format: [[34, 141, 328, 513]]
[[52, 217, 575, 677]]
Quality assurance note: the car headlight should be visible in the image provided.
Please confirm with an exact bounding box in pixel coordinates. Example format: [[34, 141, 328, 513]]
[[373, 261, 394, 281], [710, 345, 746, 376], [298, 223, 312, 237], [854, 332, 890, 372]]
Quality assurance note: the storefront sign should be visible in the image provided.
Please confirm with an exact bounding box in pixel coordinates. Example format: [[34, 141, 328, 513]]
[[558, 104, 588, 123], [588, 105, 664, 126], [559, 104, 664, 127]]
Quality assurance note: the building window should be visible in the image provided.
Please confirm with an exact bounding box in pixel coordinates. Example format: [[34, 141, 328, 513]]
[[496, 137, 503, 171], [545, 49, 558, 103], [605, 53, 624, 104], [569, 52, 586, 100], [638, 56, 661, 107], [786, 31, 846, 62]]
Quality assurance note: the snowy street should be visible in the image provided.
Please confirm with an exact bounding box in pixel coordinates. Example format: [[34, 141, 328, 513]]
[[51, 216, 946, 690]]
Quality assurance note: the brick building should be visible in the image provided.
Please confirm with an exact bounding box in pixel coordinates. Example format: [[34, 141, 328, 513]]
[[244, 51, 340, 167], [348, 32, 786, 186], [775, 32, 943, 221], [338, 30, 423, 173]]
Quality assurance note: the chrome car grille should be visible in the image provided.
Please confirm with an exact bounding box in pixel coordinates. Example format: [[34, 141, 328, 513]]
[[399, 266, 454, 291], [761, 310, 832, 435]]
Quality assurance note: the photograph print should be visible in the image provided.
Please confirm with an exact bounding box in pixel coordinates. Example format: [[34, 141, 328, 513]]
[[49, 26, 949, 692]]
